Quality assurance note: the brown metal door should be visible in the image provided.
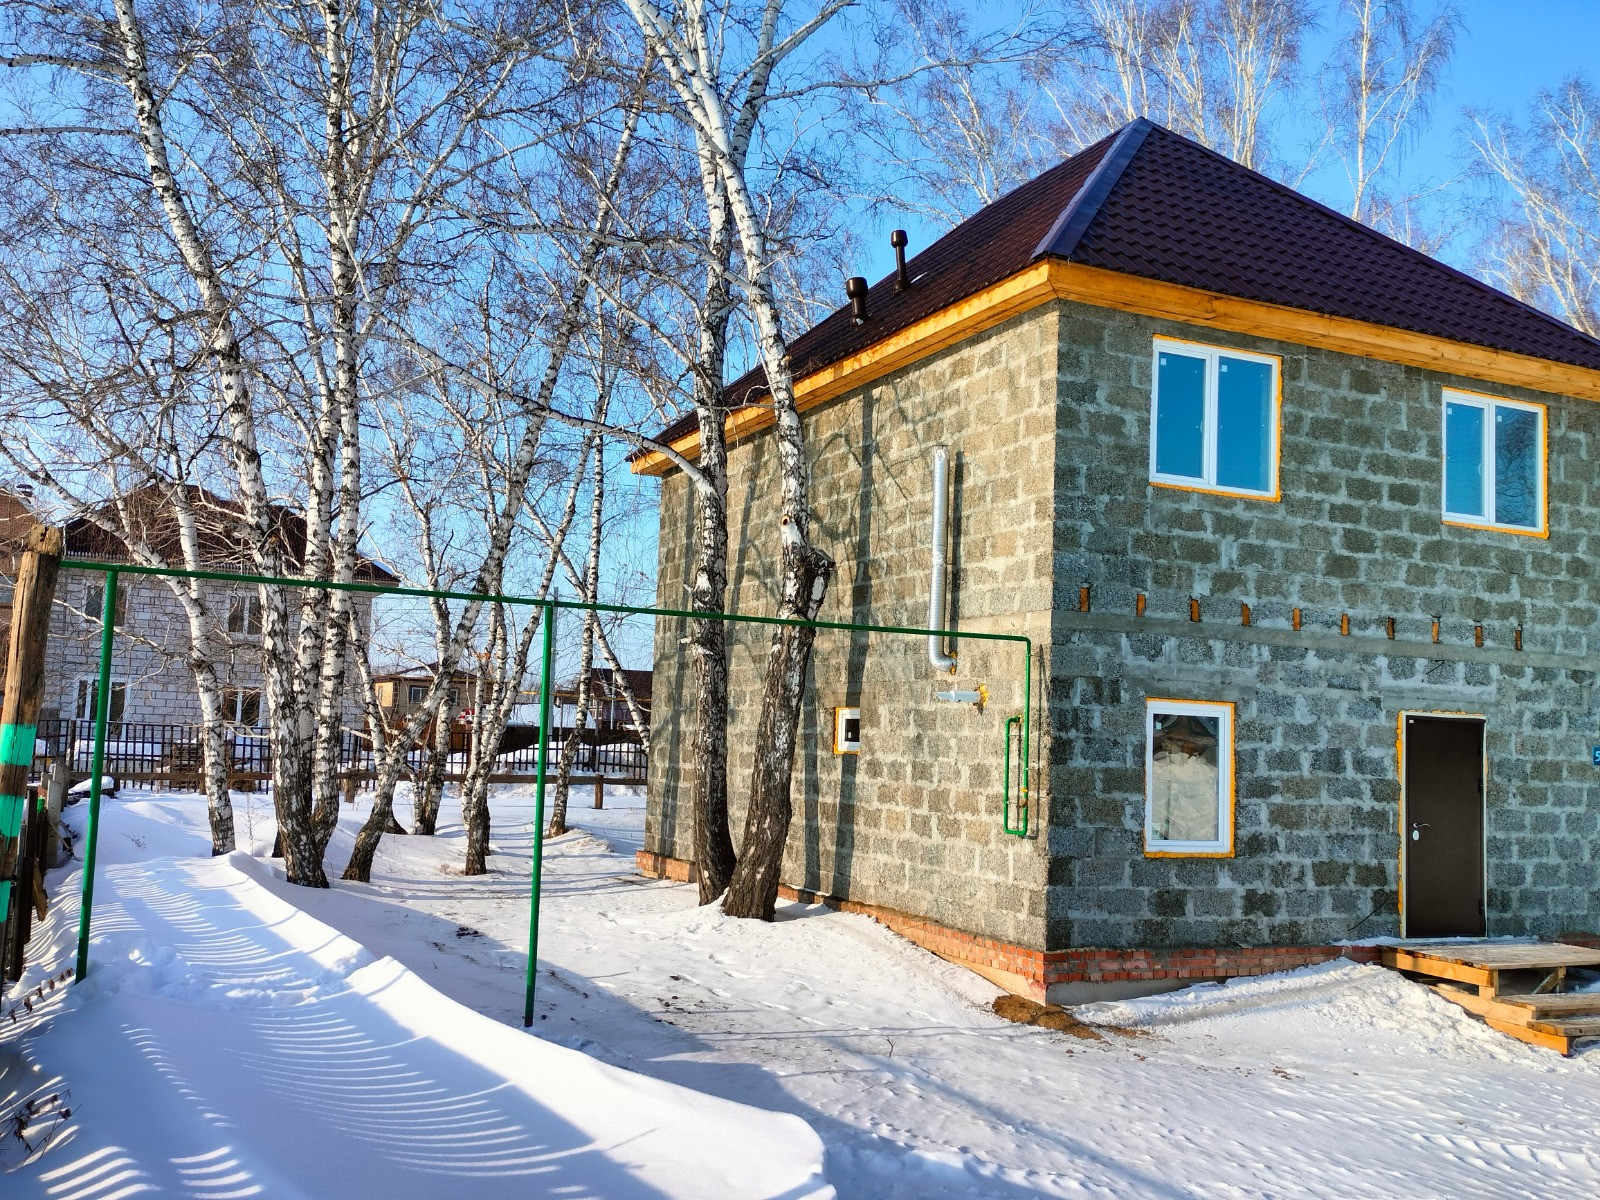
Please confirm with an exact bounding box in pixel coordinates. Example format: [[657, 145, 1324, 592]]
[[1404, 716, 1486, 938]]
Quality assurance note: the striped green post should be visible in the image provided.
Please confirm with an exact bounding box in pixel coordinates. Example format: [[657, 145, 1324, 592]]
[[74, 570, 119, 981], [523, 602, 556, 1028], [0, 720, 38, 940]]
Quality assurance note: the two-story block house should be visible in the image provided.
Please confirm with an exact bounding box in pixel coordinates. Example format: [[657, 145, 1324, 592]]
[[633, 120, 1600, 1003]]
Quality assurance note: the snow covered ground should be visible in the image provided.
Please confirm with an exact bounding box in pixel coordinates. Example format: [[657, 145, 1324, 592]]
[[7, 785, 1600, 1198]]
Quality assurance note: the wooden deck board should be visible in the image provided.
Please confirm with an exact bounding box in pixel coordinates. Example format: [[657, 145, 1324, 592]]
[[1383, 948, 1492, 987], [1429, 985, 1532, 1025], [1528, 1018, 1600, 1037], [1394, 942, 1600, 970], [1496, 993, 1600, 1015], [1484, 1015, 1572, 1054]]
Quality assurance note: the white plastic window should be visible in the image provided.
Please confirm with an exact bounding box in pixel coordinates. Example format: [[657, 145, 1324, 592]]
[[1442, 390, 1545, 534], [1145, 699, 1234, 856], [1150, 338, 1279, 498], [227, 594, 263, 635]]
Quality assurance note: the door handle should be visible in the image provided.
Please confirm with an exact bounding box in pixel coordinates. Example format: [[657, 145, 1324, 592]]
[[1410, 821, 1430, 842]]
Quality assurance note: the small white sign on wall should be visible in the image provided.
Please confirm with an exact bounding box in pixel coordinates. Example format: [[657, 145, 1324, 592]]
[[834, 706, 861, 755]]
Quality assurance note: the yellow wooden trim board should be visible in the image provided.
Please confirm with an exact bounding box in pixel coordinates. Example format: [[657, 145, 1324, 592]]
[[631, 258, 1600, 476], [1382, 948, 1494, 988]]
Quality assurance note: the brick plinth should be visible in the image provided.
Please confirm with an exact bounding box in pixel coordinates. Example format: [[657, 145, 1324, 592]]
[[634, 850, 1380, 1000]]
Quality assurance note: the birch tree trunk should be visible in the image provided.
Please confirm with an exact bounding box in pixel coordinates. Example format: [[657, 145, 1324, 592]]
[[619, 0, 846, 919], [549, 436, 607, 838], [461, 608, 509, 876], [689, 162, 737, 902], [546, 613, 594, 840], [414, 711, 454, 835]]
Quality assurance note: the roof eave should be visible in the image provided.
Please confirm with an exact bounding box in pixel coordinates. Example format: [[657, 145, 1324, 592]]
[[631, 258, 1600, 477]]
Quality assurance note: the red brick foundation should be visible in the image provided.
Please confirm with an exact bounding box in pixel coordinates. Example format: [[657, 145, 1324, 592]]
[[635, 849, 1383, 999]]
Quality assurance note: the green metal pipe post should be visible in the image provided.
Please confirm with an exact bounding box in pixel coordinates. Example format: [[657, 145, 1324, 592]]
[[524, 602, 556, 1027], [74, 569, 119, 980]]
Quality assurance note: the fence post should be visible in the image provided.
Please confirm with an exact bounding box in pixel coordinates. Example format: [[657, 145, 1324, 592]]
[[74, 568, 118, 982], [593, 775, 604, 810], [524, 602, 555, 1029], [0, 525, 63, 982]]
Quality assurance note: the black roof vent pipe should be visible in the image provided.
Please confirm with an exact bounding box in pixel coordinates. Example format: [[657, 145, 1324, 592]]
[[846, 276, 870, 324], [891, 229, 911, 290]]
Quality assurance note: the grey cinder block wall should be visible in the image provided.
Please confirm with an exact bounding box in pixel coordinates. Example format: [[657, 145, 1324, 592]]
[[649, 306, 1060, 951], [1050, 300, 1600, 949]]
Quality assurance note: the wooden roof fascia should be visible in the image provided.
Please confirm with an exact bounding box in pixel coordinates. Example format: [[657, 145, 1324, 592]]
[[629, 262, 1057, 476], [630, 260, 1600, 477], [1051, 262, 1600, 403]]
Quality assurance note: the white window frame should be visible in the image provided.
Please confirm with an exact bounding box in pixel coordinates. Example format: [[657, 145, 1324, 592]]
[[227, 594, 263, 636], [1149, 337, 1281, 499], [1440, 389, 1547, 536], [1144, 698, 1235, 857], [76, 677, 128, 723], [408, 684, 427, 704], [222, 686, 263, 728]]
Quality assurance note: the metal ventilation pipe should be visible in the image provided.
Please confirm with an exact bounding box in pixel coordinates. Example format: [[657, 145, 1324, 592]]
[[928, 445, 957, 673]]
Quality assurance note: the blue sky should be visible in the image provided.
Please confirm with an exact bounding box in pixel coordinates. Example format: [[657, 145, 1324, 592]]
[[1301, 0, 1600, 202]]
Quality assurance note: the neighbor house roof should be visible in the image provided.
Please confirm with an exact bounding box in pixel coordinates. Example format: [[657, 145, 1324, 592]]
[[555, 667, 653, 704], [61, 483, 399, 584], [636, 119, 1600, 472]]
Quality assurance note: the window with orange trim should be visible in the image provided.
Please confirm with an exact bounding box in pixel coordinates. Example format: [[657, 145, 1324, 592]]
[[1145, 699, 1234, 855], [1441, 390, 1545, 534], [1150, 338, 1279, 498]]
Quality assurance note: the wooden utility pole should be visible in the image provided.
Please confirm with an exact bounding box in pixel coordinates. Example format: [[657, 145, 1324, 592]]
[[0, 525, 63, 980]]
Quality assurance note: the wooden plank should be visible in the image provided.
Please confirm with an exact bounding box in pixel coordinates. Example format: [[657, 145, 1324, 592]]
[[1529, 1018, 1600, 1037], [1050, 263, 1600, 404], [1404, 942, 1600, 969], [1384, 947, 1494, 987], [1497, 994, 1600, 1016], [630, 262, 1058, 475], [1484, 1015, 1572, 1055], [632, 257, 1600, 478], [0, 526, 63, 983], [1429, 985, 1533, 1026]]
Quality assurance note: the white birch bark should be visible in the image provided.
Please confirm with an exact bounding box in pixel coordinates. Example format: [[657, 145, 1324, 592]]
[[619, 0, 844, 919]]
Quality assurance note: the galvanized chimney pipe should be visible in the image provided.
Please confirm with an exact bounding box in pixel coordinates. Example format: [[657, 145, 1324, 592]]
[[928, 445, 957, 673]]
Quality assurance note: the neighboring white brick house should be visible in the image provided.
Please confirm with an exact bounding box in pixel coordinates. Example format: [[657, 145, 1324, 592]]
[[22, 486, 396, 747], [43, 570, 384, 732]]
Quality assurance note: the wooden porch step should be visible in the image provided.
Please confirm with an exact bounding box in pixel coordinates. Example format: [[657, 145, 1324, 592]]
[[1384, 941, 1600, 1056], [1497, 993, 1600, 1018]]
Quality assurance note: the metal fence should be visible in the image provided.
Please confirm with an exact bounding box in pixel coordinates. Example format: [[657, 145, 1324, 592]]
[[34, 718, 647, 789]]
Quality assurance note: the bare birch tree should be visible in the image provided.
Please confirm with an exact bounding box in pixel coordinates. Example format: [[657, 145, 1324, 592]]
[[1468, 77, 1600, 337], [0, 0, 567, 886], [1316, 0, 1459, 230], [617, 0, 856, 919], [1051, 0, 1311, 170]]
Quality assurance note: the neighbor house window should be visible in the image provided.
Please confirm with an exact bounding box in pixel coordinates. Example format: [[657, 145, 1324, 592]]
[[227, 594, 263, 635], [1145, 699, 1234, 856], [1150, 338, 1280, 498], [83, 581, 128, 623], [408, 685, 427, 704], [75, 678, 127, 724], [1442, 390, 1546, 535], [223, 687, 263, 727]]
